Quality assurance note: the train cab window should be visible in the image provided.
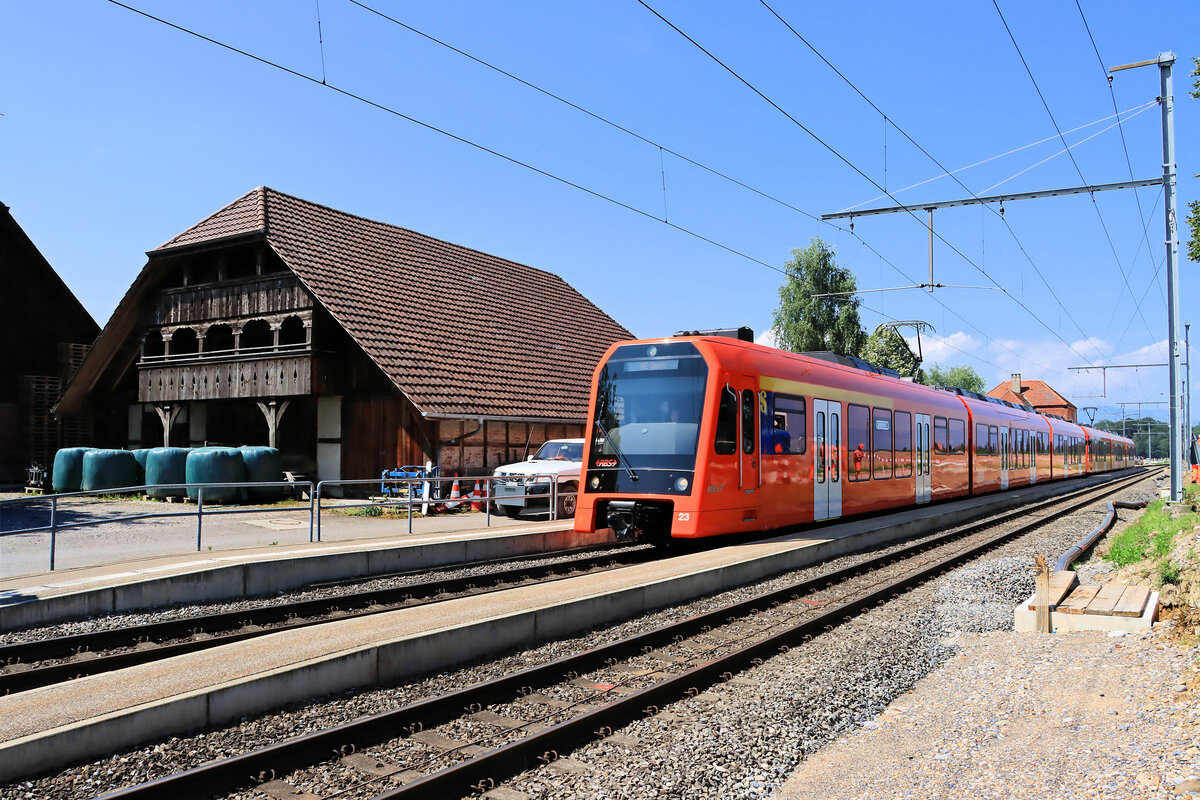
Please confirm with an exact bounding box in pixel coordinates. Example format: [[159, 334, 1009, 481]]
[[894, 411, 912, 478], [976, 423, 988, 456], [873, 408, 893, 479], [949, 419, 966, 455], [741, 389, 756, 455], [934, 417, 948, 454], [848, 404, 870, 481], [714, 387, 738, 455], [768, 393, 806, 455]]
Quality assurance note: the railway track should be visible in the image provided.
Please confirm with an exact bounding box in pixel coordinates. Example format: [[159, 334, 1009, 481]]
[[97, 467, 1154, 800], [0, 545, 659, 695]]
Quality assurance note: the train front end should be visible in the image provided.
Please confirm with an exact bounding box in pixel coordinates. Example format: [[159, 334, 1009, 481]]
[[575, 339, 710, 543]]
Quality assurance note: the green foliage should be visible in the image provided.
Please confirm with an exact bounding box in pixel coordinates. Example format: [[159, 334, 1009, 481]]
[[861, 326, 923, 379], [921, 363, 985, 393], [772, 238, 866, 357], [1103, 499, 1190, 581]]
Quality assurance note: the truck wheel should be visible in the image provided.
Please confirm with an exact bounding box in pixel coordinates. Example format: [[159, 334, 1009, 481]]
[[502, 506, 523, 519], [557, 482, 578, 519]]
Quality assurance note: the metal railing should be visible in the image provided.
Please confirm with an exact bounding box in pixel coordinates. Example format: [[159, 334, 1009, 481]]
[[0, 475, 580, 571], [0, 482, 314, 571]]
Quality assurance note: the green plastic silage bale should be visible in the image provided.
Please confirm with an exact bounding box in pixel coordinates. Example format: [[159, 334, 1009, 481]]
[[51, 447, 95, 493], [145, 448, 189, 498], [185, 447, 246, 503], [239, 446, 284, 501], [80, 450, 140, 493], [131, 448, 153, 486]]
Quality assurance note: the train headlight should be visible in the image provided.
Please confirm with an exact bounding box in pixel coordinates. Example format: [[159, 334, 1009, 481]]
[[590, 475, 601, 489], [675, 477, 689, 492], [647, 345, 658, 357]]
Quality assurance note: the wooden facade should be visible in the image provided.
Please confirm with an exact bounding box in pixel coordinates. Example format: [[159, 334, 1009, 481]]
[[58, 188, 630, 485]]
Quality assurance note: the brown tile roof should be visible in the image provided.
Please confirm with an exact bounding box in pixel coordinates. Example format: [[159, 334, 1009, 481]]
[[153, 187, 631, 419], [987, 379, 1076, 410]]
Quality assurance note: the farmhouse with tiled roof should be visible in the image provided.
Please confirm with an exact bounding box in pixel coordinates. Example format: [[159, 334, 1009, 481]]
[[58, 187, 631, 479], [987, 374, 1077, 422]]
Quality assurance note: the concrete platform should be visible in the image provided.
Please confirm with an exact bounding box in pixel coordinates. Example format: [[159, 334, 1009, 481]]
[[0, 471, 1146, 782], [0, 519, 606, 631]]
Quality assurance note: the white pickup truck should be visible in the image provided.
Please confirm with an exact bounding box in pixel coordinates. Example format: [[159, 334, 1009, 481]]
[[491, 438, 584, 519]]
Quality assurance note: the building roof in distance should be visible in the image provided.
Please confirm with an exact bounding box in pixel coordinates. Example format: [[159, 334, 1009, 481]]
[[987, 378, 1076, 411]]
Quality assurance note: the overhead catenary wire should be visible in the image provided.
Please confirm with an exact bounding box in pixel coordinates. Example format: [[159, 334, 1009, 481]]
[[992, 0, 1161, 359], [759, 0, 1148, 376], [107, 0, 1116, 385], [638, 0, 1123, 379]]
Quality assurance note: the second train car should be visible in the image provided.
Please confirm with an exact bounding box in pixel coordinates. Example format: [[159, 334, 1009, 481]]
[[576, 332, 1132, 542]]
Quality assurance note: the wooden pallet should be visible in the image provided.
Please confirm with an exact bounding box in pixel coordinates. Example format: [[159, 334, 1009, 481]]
[[1026, 570, 1077, 611], [1058, 582, 1151, 618]]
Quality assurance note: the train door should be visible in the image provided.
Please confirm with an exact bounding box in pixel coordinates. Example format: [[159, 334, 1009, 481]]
[[1029, 430, 1038, 484], [740, 380, 759, 496], [812, 398, 842, 520], [999, 428, 1009, 490], [915, 413, 932, 504]]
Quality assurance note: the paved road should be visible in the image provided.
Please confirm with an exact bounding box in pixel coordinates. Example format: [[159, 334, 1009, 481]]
[[0, 493, 557, 579]]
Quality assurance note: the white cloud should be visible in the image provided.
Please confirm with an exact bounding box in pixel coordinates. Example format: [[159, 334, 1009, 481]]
[[907, 330, 980, 368], [755, 327, 779, 348]]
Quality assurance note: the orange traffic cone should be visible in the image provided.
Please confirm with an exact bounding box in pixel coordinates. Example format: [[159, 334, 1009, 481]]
[[445, 476, 462, 509], [471, 480, 484, 512]]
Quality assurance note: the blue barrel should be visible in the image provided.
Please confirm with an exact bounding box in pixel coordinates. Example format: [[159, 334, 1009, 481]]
[[146, 447, 190, 498], [52, 447, 95, 493], [185, 447, 246, 503], [81, 449, 140, 493], [239, 446, 283, 500], [131, 448, 153, 484]]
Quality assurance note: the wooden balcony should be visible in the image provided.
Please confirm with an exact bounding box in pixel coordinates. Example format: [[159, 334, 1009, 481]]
[[138, 348, 316, 402], [150, 273, 312, 326]]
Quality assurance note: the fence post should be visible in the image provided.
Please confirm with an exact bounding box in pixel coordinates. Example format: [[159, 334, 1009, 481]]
[[550, 477, 558, 521], [196, 486, 204, 552], [310, 482, 318, 543], [485, 478, 491, 527], [407, 478, 413, 534], [49, 496, 58, 571], [1034, 554, 1051, 633]]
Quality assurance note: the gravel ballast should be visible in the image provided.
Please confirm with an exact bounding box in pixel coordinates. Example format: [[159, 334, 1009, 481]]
[[0, 480, 1173, 800]]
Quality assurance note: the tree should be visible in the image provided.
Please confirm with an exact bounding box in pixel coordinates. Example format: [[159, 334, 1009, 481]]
[[772, 238, 866, 357], [922, 363, 985, 393], [1188, 57, 1200, 264], [861, 326, 923, 380]]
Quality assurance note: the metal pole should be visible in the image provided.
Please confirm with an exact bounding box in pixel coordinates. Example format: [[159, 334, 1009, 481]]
[[196, 486, 204, 551], [49, 496, 57, 571], [1160, 53, 1182, 500], [926, 208, 934, 292], [407, 479, 413, 534], [1188, 322, 1193, 466]]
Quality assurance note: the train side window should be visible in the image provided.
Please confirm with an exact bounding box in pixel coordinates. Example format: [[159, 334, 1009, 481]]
[[741, 389, 756, 455], [894, 411, 912, 478], [933, 416, 948, 454], [949, 419, 966, 455], [831, 411, 840, 481], [976, 423, 988, 456], [814, 411, 825, 484], [988, 425, 998, 457], [770, 394, 806, 455], [848, 404, 870, 481], [873, 408, 893, 479], [714, 387, 737, 455]]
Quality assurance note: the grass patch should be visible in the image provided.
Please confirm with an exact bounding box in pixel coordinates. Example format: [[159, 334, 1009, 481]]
[[1104, 498, 1197, 587]]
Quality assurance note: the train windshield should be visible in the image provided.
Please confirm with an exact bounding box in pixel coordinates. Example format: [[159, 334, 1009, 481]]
[[591, 342, 708, 471]]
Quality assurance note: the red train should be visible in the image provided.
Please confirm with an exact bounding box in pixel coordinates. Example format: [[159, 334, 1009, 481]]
[[575, 331, 1134, 542]]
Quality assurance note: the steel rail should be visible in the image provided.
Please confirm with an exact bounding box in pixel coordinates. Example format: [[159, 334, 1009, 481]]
[[95, 468, 1151, 800], [0, 546, 654, 695]]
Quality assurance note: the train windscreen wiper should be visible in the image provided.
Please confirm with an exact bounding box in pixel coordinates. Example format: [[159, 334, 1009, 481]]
[[594, 420, 639, 481]]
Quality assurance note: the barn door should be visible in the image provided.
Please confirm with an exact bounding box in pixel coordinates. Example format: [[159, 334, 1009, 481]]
[[812, 398, 842, 521]]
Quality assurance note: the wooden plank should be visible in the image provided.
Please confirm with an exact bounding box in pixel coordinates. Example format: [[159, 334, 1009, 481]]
[[1083, 582, 1126, 616], [1112, 585, 1152, 618], [1028, 570, 1077, 611], [1057, 584, 1101, 615], [1034, 555, 1051, 633]]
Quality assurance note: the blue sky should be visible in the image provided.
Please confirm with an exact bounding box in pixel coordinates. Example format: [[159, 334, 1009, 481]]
[[3, 1, 1198, 424]]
